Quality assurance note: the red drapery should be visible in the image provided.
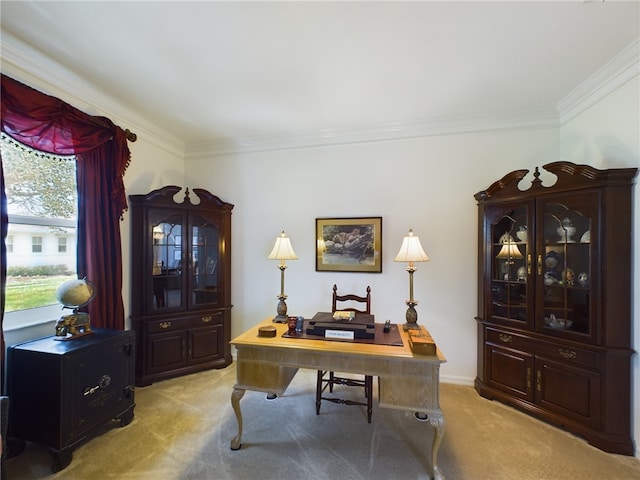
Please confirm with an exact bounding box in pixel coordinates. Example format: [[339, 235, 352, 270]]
[[1, 161, 7, 392], [0, 75, 132, 377]]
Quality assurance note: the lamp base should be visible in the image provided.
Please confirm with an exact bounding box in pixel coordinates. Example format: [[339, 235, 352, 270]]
[[273, 297, 288, 323], [403, 303, 420, 331], [403, 322, 421, 331]]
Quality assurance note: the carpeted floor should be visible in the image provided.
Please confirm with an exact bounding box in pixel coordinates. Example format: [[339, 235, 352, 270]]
[[5, 364, 640, 480]]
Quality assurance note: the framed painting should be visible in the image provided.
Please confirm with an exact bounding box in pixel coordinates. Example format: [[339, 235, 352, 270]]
[[315, 217, 382, 273]]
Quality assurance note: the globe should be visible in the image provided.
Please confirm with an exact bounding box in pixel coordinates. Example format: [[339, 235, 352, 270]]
[[56, 278, 96, 309]]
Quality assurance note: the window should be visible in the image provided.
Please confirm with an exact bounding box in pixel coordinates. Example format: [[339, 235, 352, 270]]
[[58, 236, 67, 253], [31, 236, 43, 253], [1, 133, 77, 327]]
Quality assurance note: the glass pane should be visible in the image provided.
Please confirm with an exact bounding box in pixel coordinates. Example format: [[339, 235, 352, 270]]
[[191, 215, 220, 306], [152, 215, 183, 309], [542, 202, 591, 335], [490, 205, 529, 323], [2, 133, 78, 318]]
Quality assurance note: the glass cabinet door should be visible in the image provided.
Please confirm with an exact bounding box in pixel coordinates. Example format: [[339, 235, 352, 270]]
[[189, 214, 220, 308], [487, 203, 530, 326], [151, 214, 183, 310], [538, 193, 596, 340]]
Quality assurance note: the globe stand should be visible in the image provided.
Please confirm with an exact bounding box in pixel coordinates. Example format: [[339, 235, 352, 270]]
[[54, 310, 94, 340]]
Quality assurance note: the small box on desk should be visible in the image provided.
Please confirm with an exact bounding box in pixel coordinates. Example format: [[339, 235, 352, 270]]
[[407, 326, 437, 355]]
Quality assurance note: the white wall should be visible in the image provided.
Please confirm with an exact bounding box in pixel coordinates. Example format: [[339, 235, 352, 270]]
[[185, 126, 559, 385], [558, 76, 640, 458]]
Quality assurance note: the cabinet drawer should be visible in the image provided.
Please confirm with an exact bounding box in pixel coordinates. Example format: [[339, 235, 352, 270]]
[[535, 341, 600, 370], [486, 327, 527, 350], [486, 327, 599, 370], [147, 311, 223, 334]]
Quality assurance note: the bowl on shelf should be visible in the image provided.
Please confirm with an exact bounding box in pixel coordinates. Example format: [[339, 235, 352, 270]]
[[557, 226, 577, 243], [544, 314, 573, 329]]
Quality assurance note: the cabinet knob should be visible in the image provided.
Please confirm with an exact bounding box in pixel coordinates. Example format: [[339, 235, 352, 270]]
[[202, 315, 212, 323], [558, 348, 577, 359], [499, 334, 512, 343], [160, 321, 171, 329]]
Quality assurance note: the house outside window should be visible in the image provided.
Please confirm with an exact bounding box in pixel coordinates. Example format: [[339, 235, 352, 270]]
[[6, 235, 13, 253]]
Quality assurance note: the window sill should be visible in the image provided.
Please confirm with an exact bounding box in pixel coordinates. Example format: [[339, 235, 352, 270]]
[[3, 305, 60, 331]]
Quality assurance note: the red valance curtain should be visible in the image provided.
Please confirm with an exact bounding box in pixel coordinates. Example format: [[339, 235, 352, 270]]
[[1, 75, 132, 368]]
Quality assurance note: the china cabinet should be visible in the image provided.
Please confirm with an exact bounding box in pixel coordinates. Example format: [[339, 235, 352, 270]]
[[129, 186, 233, 386], [474, 161, 637, 455]]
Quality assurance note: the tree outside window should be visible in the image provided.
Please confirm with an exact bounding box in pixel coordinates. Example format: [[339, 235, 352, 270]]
[[1, 133, 77, 316]]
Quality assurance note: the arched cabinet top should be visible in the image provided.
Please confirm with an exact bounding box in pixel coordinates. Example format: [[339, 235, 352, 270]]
[[474, 161, 637, 203], [130, 185, 234, 213]]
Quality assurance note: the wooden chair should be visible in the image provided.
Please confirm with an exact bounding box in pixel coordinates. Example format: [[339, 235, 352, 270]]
[[316, 284, 373, 423]]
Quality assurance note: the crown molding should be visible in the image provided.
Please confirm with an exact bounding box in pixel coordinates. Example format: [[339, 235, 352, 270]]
[[557, 37, 639, 125], [186, 38, 639, 158], [0, 30, 185, 159], [3, 28, 635, 160], [185, 110, 560, 159]]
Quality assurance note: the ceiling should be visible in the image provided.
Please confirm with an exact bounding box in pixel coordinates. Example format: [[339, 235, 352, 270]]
[[1, 1, 639, 153]]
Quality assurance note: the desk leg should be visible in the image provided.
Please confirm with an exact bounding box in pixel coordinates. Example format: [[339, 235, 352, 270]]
[[230, 387, 245, 450], [429, 412, 446, 480]]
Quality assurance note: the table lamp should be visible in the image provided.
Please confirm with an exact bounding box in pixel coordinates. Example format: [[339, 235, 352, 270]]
[[394, 229, 430, 330], [496, 233, 523, 281], [268, 231, 298, 323]]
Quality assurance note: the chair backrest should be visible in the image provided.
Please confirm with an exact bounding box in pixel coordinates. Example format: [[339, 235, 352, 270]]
[[331, 284, 371, 314]]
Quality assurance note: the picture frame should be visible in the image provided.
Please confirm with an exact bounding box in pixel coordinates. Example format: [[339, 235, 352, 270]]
[[315, 217, 382, 273]]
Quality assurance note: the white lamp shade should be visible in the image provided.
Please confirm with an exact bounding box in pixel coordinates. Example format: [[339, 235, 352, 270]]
[[496, 242, 523, 259], [394, 229, 430, 263], [268, 231, 298, 260]]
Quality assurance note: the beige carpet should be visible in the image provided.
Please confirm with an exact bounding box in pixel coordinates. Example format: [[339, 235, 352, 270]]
[[5, 364, 640, 480]]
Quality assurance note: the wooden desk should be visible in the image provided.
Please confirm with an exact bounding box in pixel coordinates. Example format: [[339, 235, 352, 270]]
[[230, 318, 447, 480]]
